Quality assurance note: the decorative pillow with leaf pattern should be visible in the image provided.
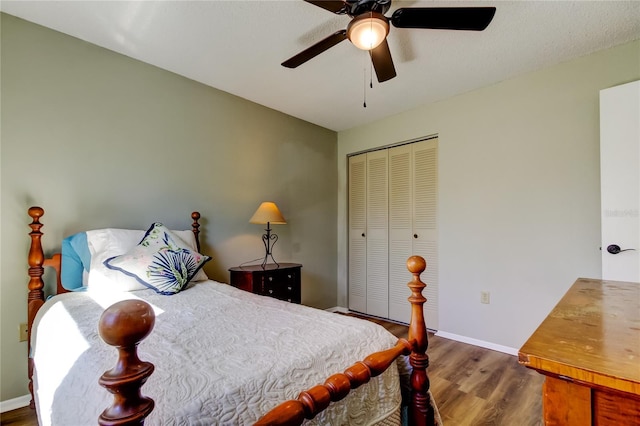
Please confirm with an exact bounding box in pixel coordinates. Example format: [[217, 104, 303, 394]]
[[105, 223, 211, 295]]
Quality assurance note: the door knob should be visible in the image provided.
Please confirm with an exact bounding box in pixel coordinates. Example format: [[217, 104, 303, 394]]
[[607, 244, 636, 254]]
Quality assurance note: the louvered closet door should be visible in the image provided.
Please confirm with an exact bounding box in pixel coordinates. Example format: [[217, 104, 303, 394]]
[[412, 139, 438, 330], [388, 144, 414, 323], [349, 139, 438, 325], [366, 149, 389, 317], [348, 154, 367, 313]]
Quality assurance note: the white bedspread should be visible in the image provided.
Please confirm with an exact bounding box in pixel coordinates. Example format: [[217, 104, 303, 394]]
[[33, 281, 402, 425]]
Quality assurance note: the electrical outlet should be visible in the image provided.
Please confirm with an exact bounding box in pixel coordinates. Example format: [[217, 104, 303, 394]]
[[19, 323, 28, 342], [480, 291, 490, 304]]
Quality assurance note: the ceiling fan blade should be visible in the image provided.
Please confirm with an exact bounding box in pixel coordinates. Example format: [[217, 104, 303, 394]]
[[391, 7, 496, 31], [282, 30, 348, 68], [369, 39, 396, 83], [304, 0, 348, 14]]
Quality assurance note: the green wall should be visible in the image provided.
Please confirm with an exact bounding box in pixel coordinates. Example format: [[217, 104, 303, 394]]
[[0, 13, 337, 402], [337, 40, 640, 351]]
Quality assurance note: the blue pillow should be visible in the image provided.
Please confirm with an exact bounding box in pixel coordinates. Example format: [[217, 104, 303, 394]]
[[61, 232, 90, 291]]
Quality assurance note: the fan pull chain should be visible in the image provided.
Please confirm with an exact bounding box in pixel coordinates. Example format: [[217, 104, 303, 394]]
[[362, 49, 375, 108], [363, 50, 368, 108], [363, 66, 367, 108]]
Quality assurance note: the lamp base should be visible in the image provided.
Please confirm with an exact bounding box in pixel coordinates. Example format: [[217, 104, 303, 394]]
[[261, 253, 280, 269], [261, 226, 280, 269]]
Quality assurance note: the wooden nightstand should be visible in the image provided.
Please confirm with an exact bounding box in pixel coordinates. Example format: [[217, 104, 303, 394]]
[[229, 263, 302, 304]]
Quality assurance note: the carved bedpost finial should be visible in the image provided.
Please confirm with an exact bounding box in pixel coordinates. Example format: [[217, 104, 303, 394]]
[[406, 255, 434, 426], [98, 300, 156, 426], [28, 206, 44, 220], [407, 255, 426, 276], [191, 211, 201, 252]]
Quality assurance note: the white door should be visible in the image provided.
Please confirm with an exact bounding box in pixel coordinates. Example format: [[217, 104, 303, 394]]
[[348, 154, 367, 312], [412, 139, 439, 329], [600, 80, 640, 282], [388, 139, 439, 328], [388, 144, 414, 323], [366, 150, 389, 317]]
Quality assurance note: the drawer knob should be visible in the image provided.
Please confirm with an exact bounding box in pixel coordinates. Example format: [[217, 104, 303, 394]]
[[269, 289, 273, 294], [287, 299, 291, 302], [287, 274, 292, 279], [287, 286, 292, 291], [268, 277, 273, 281]]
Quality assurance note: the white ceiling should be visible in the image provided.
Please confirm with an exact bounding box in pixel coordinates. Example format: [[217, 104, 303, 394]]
[[2, 1, 639, 132]]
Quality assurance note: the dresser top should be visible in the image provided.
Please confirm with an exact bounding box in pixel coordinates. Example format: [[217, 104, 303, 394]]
[[518, 278, 640, 395], [229, 263, 302, 272]]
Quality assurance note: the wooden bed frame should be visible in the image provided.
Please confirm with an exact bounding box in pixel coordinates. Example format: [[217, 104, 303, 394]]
[[26, 206, 436, 425]]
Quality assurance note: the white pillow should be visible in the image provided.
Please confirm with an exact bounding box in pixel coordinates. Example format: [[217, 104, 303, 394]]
[[104, 223, 211, 295], [87, 226, 208, 292]]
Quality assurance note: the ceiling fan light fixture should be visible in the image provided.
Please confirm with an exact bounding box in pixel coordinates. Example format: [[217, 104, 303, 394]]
[[347, 12, 389, 51]]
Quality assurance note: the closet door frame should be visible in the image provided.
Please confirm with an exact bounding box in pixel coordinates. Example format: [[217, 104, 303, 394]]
[[347, 135, 439, 327]]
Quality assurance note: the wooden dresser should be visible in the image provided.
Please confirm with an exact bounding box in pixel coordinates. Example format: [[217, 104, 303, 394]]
[[518, 278, 640, 425], [229, 263, 302, 304]]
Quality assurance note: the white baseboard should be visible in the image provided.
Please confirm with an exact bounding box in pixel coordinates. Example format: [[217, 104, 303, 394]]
[[0, 394, 30, 413], [324, 309, 518, 356], [325, 306, 349, 313], [435, 331, 518, 356]]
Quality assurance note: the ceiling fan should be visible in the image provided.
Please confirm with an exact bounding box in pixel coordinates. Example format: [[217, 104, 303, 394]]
[[282, 0, 496, 83]]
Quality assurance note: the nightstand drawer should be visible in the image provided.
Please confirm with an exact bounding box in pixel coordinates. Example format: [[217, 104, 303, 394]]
[[229, 263, 302, 304], [263, 278, 300, 303]]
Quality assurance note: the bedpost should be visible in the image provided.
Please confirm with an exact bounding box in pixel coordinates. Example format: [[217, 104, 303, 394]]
[[98, 300, 156, 426], [406, 255, 434, 426], [27, 206, 47, 408], [191, 211, 201, 252], [27, 207, 46, 320]]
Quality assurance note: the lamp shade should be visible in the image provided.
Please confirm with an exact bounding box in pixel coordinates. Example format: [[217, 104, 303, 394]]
[[249, 202, 286, 225], [347, 12, 390, 51]]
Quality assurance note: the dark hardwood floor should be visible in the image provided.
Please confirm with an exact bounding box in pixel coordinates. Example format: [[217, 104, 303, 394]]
[[0, 406, 35, 426], [351, 312, 544, 425], [0, 314, 543, 426]]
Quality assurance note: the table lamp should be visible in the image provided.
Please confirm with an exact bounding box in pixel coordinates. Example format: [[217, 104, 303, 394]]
[[249, 201, 286, 268]]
